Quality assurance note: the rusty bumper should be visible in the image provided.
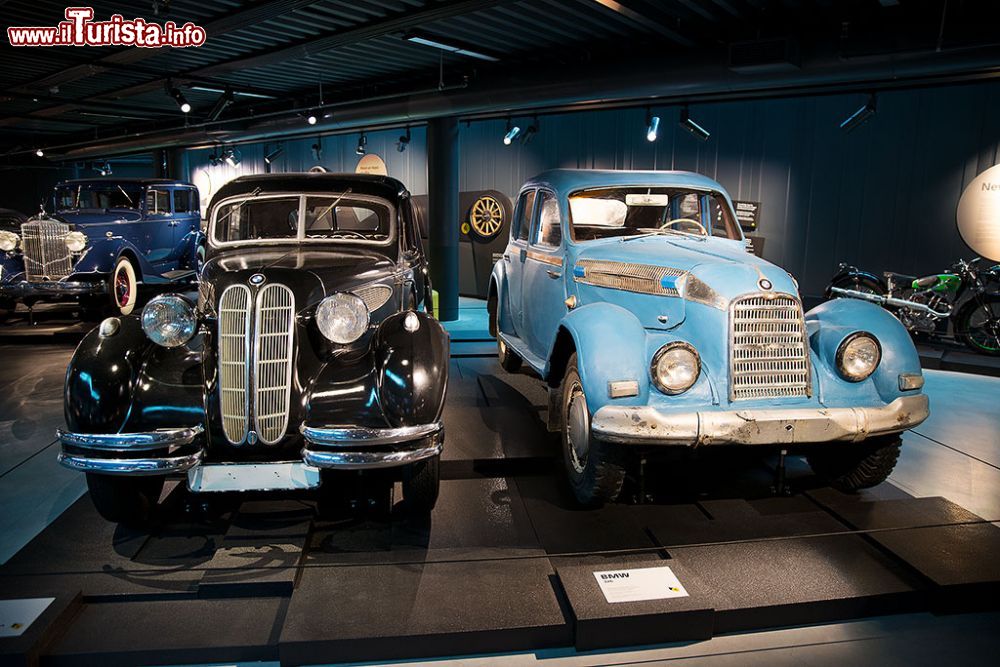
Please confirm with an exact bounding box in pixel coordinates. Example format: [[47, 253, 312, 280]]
[[590, 394, 929, 446]]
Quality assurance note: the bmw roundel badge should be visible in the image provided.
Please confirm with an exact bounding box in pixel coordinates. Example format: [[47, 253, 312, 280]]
[[249, 273, 266, 286], [759, 278, 772, 290]]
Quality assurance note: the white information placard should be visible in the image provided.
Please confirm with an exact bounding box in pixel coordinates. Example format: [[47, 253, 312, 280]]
[[0, 597, 54, 637], [593, 566, 689, 604]]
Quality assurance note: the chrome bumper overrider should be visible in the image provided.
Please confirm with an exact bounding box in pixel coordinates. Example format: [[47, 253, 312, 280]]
[[0, 280, 105, 298], [301, 422, 443, 470], [58, 451, 204, 475], [57, 425, 205, 476], [57, 425, 204, 451], [591, 394, 929, 446]]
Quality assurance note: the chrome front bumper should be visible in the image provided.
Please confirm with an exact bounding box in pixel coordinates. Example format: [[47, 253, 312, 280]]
[[56, 421, 443, 478], [1, 279, 105, 299], [591, 394, 929, 447]]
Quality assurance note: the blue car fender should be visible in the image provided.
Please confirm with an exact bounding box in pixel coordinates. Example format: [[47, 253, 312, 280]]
[[73, 236, 152, 277], [557, 302, 651, 413], [806, 299, 923, 404], [489, 260, 515, 335]]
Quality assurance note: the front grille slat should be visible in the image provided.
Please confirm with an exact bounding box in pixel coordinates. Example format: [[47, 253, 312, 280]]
[[729, 293, 811, 401], [21, 220, 73, 281], [253, 283, 294, 445], [218, 285, 251, 444]]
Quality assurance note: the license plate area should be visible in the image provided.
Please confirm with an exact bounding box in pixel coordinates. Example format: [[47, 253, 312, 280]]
[[187, 462, 321, 493]]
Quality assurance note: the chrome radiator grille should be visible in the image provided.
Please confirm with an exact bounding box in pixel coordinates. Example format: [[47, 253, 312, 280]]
[[729, 293, 811, 401], [218, 285, 251, 444], [21, 220, 73, 282], [575, 260, 685, 297], [252, 284, 294, 444]]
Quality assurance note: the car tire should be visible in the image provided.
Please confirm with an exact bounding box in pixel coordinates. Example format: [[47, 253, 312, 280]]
[[497, 337, 523, 373], [86, 473, 163, 526], [402, 454, 440, 514], [561, 353, 625, 506], [806, 435, 901, 492], [110, 256, 139, 316]]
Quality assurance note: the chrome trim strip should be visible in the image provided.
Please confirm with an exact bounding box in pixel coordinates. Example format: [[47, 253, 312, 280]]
[[57, 425, 204, 451], [0, 280, 105, 297], [300, 422, 442, 447], [57, 450, 204, 476], [574, 259, 684, 297], [591, 394, 929, 446], [302, 443, 442, 470]]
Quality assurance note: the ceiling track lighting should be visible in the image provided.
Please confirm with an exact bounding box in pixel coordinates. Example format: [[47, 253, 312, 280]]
[[646, 111, 660, 142], [356, 132, 367, 156], [520, 119, 538, 145], [503, 119, 521, 146], [35, 148, 44, 157], [94, 160, 112, 176], [680, 107, 710, 142], [397, 127, 411, 152], [207, 89, 234, 122], [306, 112, 318, 126], [404, 32, 499, 62], [264, 146, 284, 165], [167, 83, 191, 114], [222, 147, 241, 167], [840, 93, 877, 132]]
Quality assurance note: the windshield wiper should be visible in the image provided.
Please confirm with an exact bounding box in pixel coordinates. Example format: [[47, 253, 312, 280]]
[[311, 188, 352, 229], [116, 185, 134, 207], [215, 186, 262, 229]]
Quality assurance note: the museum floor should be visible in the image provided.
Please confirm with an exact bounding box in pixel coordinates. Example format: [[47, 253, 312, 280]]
[[0, 297, 998, 666]]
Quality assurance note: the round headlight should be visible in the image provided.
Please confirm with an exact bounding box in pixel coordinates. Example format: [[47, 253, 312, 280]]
[[836, 332, 881, 382], [65, 231, 87, 252], [141, 295, 197, 348], [0, 230, 19, 252], [651, 342, 700, 395], [316, 293, 369, 344]]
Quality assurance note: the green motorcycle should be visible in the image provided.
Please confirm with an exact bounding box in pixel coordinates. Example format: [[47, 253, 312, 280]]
[[826, 257, 1000, 356]]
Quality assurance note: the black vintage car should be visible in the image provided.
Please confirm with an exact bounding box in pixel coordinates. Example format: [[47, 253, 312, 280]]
[[57, 173, 449, 524]]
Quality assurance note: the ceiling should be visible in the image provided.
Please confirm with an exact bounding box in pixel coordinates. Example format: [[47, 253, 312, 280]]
[[2, 0, 999, 160]]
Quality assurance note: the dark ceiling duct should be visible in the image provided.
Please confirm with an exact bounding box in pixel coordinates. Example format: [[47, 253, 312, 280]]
[[55, 44, 1000, 160]]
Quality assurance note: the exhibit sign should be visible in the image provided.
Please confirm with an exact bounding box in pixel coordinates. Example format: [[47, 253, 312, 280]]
[[593, 567, 689, 604], [957, 164, 1000, 262], [356, 153, 388, 176], [733, 200, 762, 231], [0, 597, 54, 637]]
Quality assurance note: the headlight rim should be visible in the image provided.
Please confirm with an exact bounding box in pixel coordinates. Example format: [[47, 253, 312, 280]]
[[316, 292, 371, 345], [835, 331, 882, 382], [0, 230, 19, 252], [64, 230, 88, 253], [650, 341, 701, 395], [140, 294, 198, 348]]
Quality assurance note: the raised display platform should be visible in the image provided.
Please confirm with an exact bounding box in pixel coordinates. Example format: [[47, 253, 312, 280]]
[[2, 353, 999, 666]]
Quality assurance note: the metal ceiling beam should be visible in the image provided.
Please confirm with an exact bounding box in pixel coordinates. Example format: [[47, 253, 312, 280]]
[[586, 0, 696, 46]]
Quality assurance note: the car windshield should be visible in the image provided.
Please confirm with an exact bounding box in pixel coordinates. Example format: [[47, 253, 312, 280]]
[[55, 183, 143, 210], [568, 186, 741, 241], [212, 193, 394, 245]]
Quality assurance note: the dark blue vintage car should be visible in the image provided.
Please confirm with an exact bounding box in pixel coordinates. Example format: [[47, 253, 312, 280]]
[[0, 178, 203, 320]]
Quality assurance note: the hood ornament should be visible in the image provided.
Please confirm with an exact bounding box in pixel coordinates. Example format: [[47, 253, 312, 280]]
[[249, 273, 266, 286]]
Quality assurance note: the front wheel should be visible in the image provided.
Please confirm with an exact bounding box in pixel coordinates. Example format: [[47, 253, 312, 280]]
[[806, 435, 901, 492], [955, 294, 1000, 356], [402, 454, 440, 514], [86, 474, 164, 526], [110, 256, 139, 316], [560, 353, 625, 506]]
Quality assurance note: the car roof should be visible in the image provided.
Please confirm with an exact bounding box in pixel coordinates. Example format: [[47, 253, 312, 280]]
[[210, 173, 409, 208], [56, 178, 195, 187], [522, 169, 727, 196]]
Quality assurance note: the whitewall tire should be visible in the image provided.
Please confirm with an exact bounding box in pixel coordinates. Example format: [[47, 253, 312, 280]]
[[111, 257, 138, 316]]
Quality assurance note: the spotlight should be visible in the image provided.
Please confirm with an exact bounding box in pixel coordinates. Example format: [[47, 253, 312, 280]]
[[840, 93, 877, 132], [223, 148, 241, 167], [397, 127, 411, 152], [307, 113, 317, 125], [264, 146, 284, 165], [503, 120, 520, 146], [312, 142, 323, 161], [679, 107, 710, 142], [356, 132, 367, 156], [520, 123, 537, 145], [207, 89, 234, 122], [168, 86, 191, 113], [94, 160, 112, 176], [646, 114, 660, 142], [35, 148, 44, 157]]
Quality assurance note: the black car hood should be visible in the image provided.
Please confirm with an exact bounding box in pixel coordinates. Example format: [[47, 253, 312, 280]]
[[200, 247, 399, 312]]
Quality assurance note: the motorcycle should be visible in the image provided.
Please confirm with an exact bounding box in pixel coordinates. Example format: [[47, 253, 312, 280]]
[[825, 258, 1000, 356]]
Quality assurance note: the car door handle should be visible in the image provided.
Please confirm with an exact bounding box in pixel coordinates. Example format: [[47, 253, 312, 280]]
[[503, 254, 511, 263], [546, 270, 562, 279]]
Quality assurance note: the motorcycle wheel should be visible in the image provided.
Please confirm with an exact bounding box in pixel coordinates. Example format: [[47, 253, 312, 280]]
[[956, 294, 1000, 356]]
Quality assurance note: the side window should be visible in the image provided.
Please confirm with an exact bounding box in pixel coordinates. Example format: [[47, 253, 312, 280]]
[[533, 191, 561, 249], [173, 189, 195, 213], [514, 190, 536, 242], [145, 189, 170, 214]]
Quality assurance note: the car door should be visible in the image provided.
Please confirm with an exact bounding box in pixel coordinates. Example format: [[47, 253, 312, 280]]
[[143, 187, 175, 265], [521, 189, 565, 357], [168, 187, 200, 264], [505, 189, 536, 337]]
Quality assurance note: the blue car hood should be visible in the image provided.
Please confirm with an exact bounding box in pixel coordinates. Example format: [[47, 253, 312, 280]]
[[573, 235, 799, 303]]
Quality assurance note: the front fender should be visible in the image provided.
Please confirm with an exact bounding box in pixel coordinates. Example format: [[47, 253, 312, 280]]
[[374, 311, 449, 427], [557, 303, 651, 414], [72, 236, 154, 276], [490, 259, 515, 335], [806, 298, 923, 405], [1, 253, 25, 283]]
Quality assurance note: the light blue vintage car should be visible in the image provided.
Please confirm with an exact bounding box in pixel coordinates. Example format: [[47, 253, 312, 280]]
[[489, 169, 929, 505]]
